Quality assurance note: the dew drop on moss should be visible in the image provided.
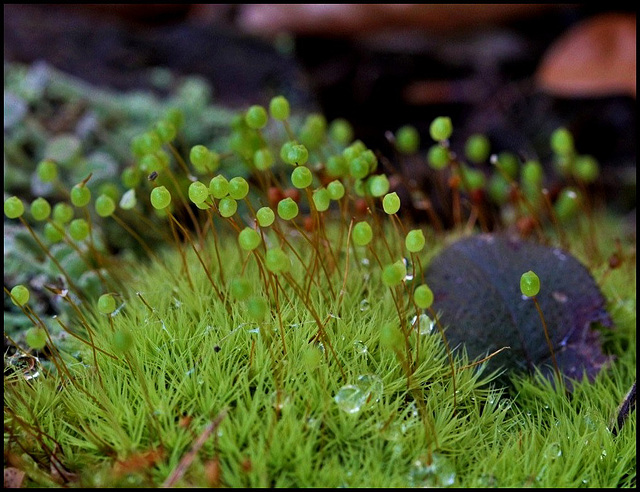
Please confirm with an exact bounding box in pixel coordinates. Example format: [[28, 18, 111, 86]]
[[408, 452, 456, 487], [334, 385, 367, 414], [411, 314, 435, 335]]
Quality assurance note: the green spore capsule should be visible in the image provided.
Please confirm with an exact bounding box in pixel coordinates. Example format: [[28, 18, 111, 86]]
[[413, 284, 434, 309], [312, 188, 331, 212], [190, 145, 219, 173], [52, 202, 74, 224], [429, 116, 453, 141], [139, 153, 163, 173], [44, 222, 64, 243], [70, 184, 91, 207], [280, 140, 297, 165], [461, 167, 486, 191], [494, 152, 519, 181], [4, 196, 25, 219], [405, 229, 426, 253], [353, 179, 366, 197], [382, 260, 407, 287], [287, 144, 309, 166], [30, 197, 51, 221], [218, 197, 238, 218], [487, 174, 510, 205], [99, 183, 120, 203], [521, 160, 544, 189], [395, 125, 420, 154], [520, 270, 541, 297], [464, 134, 491, 164], [238, 227, 262, 251], [325, 155, 348, 178], [382, 192, 401, 215], [155, 120, 177, 143], [327, 180, 345, 200], [25, 327, 47, 350], [138, 131, 162, 154], [121, 166, 142, 189], [188, 145, 206, 170], [256, 206, 275, 227], [360, 149, 378, 173], [69, 218, 90, 241], [254, 148, 274, 171], [230, 278, 252, 301], [113, 330, 133, 353], [550, 127, 574, 156], [95, 194, 116, 218], [269, 95, 290, 121], [36, 159, 58, 182], [166, 107, 185, 130], [368, 175, 390, 197], [247, 296, 268, 321], [245, 105, 269, 129], [349, 156, 369, 179], [188, 181, 209, 205], [277, 197, 299, 221], [352, 221, 373, 246], [150, 186, 171, 210], [554, 187, 581, 222], [291, 166, 313, 189], [574, 155, 599, 183], [97, 294, 117, 314], [329, 118, 354, 145], [10, 284, 30, 306], [427, 144, 449, 170], [265, 247, 291, 274], [228, 177, 249, 200], [209, 175, 229, 199], [300, 114, 327, 150], [343, 141, 365, 162]]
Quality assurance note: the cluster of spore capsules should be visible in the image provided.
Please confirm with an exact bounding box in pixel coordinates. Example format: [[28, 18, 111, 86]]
[[5, 93, 600, 369]]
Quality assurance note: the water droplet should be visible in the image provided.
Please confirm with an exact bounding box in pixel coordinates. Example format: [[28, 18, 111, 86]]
[[356, 374, 383, 403], [478, 474, 498, 487], [392, 443, 403, 457], [271, 390, 291, 411], [553, 249, 567, 261], [246, 326, 260, 334], [544, 442, 562, 460], [408, 452, 456, 487], [600, 449, 607, 461], [411, 314, 435, 335], [353, 340, 368, 354], [402, 257, 414, 282], [361, 258, 370, 267], [499, 399, 512, 411], [552, 291, 568, 303], [334, 385, 368, 414], [359, 299, 370, 311]]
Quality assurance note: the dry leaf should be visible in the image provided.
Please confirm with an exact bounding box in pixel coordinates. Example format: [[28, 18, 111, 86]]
[[536, 13, 636, 98], [4, 468, 26, 488]]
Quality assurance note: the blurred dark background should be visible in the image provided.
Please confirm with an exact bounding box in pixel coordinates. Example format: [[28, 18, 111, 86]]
[[4, 4, 636, 212]]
